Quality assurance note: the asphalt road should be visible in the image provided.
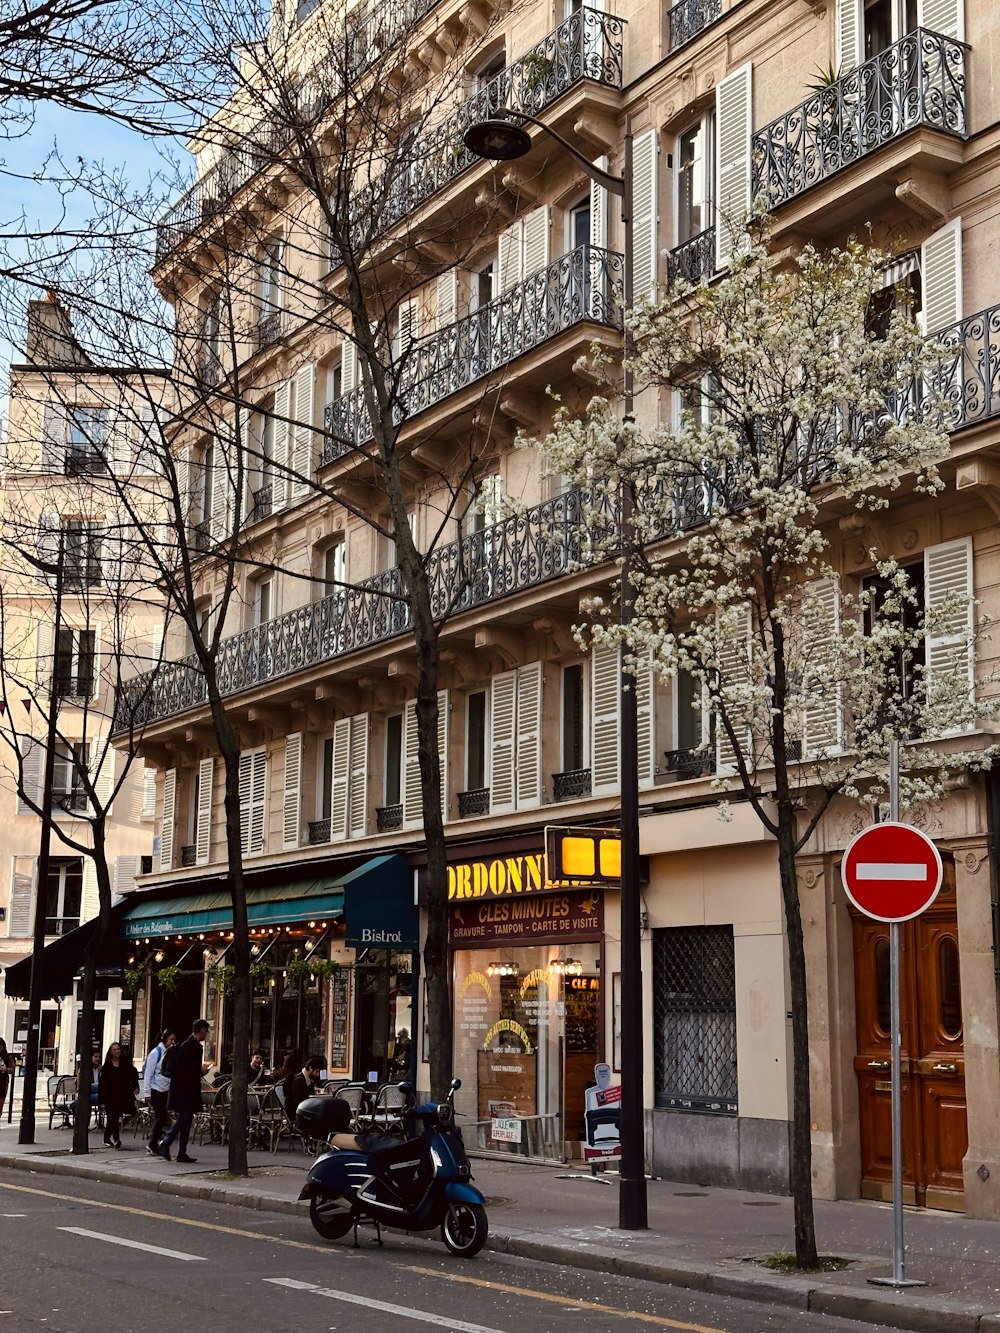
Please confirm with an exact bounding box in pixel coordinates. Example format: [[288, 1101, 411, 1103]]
[[0, 1169, 886, 1332]]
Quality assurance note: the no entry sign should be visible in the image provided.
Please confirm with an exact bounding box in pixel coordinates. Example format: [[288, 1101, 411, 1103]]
[[842, 821, 943, 923]]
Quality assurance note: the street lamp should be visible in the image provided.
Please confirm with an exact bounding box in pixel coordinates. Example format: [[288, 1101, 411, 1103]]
[[465, 109, 647, 1230]]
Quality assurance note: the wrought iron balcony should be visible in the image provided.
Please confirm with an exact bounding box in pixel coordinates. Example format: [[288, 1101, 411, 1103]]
[[247, 483, 273, 526], [457, 788, 490, 818], [552, 768, 593, 801], [256, 310, 282, 350], [154, 0, 443, 262], [308, 818, 331, 845], [663, 747, 715, 779], [376, 804, 403, 832], [180, 844, 197, 866], [322, 244, 624, 463], [752, 29, 967, 212], [665, 0, 721, 52], [666, 226, 716, 287]]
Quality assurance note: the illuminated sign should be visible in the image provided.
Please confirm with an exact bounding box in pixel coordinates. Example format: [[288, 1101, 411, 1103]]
[[544, 826, 621, 887], [447, 853, 546, 900]]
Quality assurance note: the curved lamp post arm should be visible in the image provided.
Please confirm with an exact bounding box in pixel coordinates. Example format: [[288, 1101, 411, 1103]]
[[493, 109, 625, 199]]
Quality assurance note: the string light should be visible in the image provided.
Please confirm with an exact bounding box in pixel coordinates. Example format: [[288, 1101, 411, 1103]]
[[486, 960, 519, 978]]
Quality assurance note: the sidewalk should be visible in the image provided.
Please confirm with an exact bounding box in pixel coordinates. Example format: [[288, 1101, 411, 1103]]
[[2, 1120, 999, 1333]]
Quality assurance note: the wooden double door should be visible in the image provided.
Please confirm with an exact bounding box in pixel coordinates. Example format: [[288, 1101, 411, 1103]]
[[851, 865, 968, 1211]]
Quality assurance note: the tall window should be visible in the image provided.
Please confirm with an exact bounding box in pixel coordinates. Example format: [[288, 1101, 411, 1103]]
[[320, 735, 334, 823], [61, 520, 102, 590], [466, 691, 487, 791], [65, 408, 108, 475], [323, 541, 345, 597], [52, 742, 88, 815], [653, 925, 737, 1113], [44, 858, 84, 934], [677, 116, 714, 245], [53, 628, 97, 698], [562, 664, 585, 771], [568, 198, 591, 249], [385, 713, 403, 806], [260, 239, 282, 317], [253, 578, 273, 625]]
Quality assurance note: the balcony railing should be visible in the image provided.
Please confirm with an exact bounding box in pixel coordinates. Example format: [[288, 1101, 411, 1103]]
[[256, 310, 282, 350], [751, 29, 967, 211], [154, 0, 443, 262], [666, 226, 716, 286], [376, 804, 403, 832], [553, 768, 593, 800], [308, 818, 331, 844], [457, 788, 490, 818], [247, 483, 273, 526], [180, 844, 197, 866], [322, 244, 624, 463], [665, 0, 721, 52]]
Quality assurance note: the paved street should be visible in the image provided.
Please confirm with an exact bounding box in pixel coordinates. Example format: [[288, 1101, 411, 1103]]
[[0, 1169, 889, 1333]]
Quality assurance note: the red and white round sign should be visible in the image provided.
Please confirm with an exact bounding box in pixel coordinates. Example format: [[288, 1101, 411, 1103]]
[[841, 822, 943, 923]]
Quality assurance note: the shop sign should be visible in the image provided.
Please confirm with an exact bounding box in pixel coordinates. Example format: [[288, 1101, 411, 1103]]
[[448, 889, 603, 946], [447, 852, 549, 901]]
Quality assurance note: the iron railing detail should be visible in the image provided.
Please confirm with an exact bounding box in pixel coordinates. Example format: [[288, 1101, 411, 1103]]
[[666, 226, 716, 286], [553, 768, 593, 800], [376, 804, 403, 832], [256, 311, 282, 350], [663, 747, 715, 780], [457, 788, 490, 818], [308, 819, 331, 845], [666, 0, 721, 52], [752, 29, 967, 211], [322, 244, 624, 463], [247, 483, 273, 526], [653, 925, 738, 1113], [180, 845, 197, 867]]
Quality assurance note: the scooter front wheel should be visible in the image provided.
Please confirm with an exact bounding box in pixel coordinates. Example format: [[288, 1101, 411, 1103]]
[[309, 1192, 355, 1241], [441, 1201, 488, 1257]]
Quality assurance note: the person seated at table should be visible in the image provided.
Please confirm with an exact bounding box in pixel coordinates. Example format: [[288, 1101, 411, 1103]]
[[248, 1050, 267, 1086], [283, 1055, 323, 1119]]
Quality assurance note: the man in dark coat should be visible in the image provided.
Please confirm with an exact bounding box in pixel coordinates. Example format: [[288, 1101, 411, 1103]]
[[159, 1018, 211, 1163]]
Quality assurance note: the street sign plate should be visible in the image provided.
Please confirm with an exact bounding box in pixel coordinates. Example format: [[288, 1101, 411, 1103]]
[[841, 821, 943, 923]]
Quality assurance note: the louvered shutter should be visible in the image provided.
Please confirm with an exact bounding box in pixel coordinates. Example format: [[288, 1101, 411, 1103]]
[[249, 751, 267, 855], [159, 768, 176, 871], [272, 379, 291, 513], [107, 415, 130, 475], [81, 858, 99, 922], [91, 739, 115, 812], [341, 340, 357, 392], [921, 217, 962, 334], [715, 64, 753, 270], [631, 130, 658, 301], [196, 756, 214, 864], [36, 621, 53, 692], [489, 671, 517, 814], [237, 405, 252, 521], [8, 857, 35, 937], [522, 206, 550, 278], [835, 0, 864, 74], [635, 651, 656, 788], [141, 766, 156, 819], [113, 855, 140, 895], [348, 715, 369, 838], [136, 403, 163, 474], [591, 642, 621, 795], [715, 605, 752, 773], [210, 440, 229, 541], [41, 402, 66, 472], [89, 624, 103, 702], [282, 735, 302, 849], [36, 512, 60, 586], [395, 299, 420, 358], [329, 718, 351, 840], [402, 699, 422, 828], [925, 537, 974, 716], [515, 662, 543, 809], [802, 578, 844, 756], [917, 0, 964, 40], [589, 155, 610, 318], [17, 738, 41, 815], [498, 221, 522, 293], [291, 364, 314, 500], [437, 271, 458, 330], [437, 689, 450, 822], [175, 445, 192, 526]]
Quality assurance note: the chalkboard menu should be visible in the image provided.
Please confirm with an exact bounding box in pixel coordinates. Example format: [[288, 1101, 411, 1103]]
[[330, 970, 350, 1070]]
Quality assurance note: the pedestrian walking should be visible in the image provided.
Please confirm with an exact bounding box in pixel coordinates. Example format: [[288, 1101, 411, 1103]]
[[141, 1028, 176, 1157], [0, 1038, 12, 1118], [98, 1043, 139, 1149], [159, 1019, 211, 1163]]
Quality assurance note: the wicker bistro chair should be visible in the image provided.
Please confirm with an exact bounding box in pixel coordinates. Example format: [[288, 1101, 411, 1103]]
[[363, 1082, 409, 1137], [47, 1074, 74, 1129], [270, 1083, 308, 1154], [334, 1082, 371, 1131]]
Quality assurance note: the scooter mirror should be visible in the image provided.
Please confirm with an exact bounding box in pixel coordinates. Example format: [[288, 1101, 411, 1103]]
[[450, 1078, 462, 1091]]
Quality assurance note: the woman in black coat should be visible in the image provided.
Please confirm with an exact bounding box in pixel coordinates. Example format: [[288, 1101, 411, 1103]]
[[98, 1043, 139, 1149]]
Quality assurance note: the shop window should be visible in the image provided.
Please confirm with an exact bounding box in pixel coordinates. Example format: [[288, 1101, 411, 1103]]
[[653, 925, 737, 1113]]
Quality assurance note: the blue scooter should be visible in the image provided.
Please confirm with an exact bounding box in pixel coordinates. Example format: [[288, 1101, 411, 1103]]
[[296, 1078, 488, 1257]]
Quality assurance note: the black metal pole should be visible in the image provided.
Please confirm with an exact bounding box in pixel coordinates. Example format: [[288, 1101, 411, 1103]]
[[19, 542, 65, 1143]]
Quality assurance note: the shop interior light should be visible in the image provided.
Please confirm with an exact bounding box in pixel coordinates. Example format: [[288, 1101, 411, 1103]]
[[154, 951, 165, 963], [550, 957, 584, 976], [487, 960, 520, 978]]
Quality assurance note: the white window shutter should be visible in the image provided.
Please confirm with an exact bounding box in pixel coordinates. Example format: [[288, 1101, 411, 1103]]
[[802, 578, 844, 756], [835, 0, 864, 74], [515, 662, 543, 809], [8, 856, 35, 936], [715, 63, 753, 270], [330, 718, 351, 840], [17, 738, 42, 815], [522, 205, 551, 278], [917, 0, 964, 41], [281, 735, 302, 849], [631, 130, 658, 301], [108, 415, 130, 475], [141, 766, 156, 819], [272, 379, 291, 513], [89, 623, 103, 702], [160, 768, 177, 871], [437, 689, 450, 822], [591, 642, 621, 795], [249, 751, 267, 855], [91, 739, 115, 812], [41, 402, 66, 472], [348, 715, 369, 838], [35, 621, 53, 691], [175, 446, 192, 524], [196, 755, 214, 864], [402, 699, 422, 828], [210, 440, 229, 542], [81, 858, 99, 922], [437, 271, 458, 330], [921, 217, 962, 334], [489, 670, 517, 814], [136, 403, 163, 475], [291, 364, 315, 500], [113, 855, 140, 896], [715, 605, 753, 773], [498, 220, 522, 293], [925, 537, 974, 715], [341, 340, 357, 392], [635, 651, 656, 788], [36, 512, 60, 586], [590, 155, 609, 250]]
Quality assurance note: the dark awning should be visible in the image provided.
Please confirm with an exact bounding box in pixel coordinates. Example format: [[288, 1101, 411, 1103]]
[[3, 901, 128, 1000], [120, 874, 348, 939], [342, 854, 416, 949]]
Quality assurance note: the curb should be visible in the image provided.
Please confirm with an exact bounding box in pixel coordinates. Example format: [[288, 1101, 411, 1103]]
[[3, 1150, 998, 1333]]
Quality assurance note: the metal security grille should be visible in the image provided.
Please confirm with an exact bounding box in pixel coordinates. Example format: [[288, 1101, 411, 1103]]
[[653, 926, 737, 1114]]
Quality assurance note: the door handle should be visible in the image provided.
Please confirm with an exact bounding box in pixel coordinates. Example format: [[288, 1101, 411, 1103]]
[[933, 1062, 958, 1074], [867, 1060, 890, 1069]]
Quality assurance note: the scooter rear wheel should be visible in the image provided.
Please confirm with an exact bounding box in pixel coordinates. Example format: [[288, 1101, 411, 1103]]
[[441, 1202, 488, 1257], [309, 1192, 355, 1241]]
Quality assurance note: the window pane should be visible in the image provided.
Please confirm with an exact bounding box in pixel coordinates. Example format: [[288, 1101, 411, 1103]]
[[939, 936, 961, 1039], [385, 714, 403, 805], [467, 692, 487, 790], [562, 665, 584, 770]]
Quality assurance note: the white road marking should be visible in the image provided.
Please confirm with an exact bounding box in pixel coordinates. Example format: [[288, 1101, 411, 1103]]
[[264, 1278, 505, 1332], [857, 862, 927, 881], [1, 1214, 26, 1218], [58, 1226, 206, 1261]]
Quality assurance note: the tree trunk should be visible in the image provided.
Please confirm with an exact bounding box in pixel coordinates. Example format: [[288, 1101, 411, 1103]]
[[74, 839, 113, 1155]]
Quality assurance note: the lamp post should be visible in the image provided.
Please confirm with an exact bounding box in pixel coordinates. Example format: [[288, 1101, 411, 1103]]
[[465, 110, 647, 1230]]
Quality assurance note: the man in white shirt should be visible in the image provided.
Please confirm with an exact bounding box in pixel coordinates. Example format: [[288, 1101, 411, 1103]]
[[141, 1028, 176, 1156]]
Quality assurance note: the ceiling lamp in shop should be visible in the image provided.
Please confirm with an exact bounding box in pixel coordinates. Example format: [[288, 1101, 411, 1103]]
[[486, 960, 520, 978]]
